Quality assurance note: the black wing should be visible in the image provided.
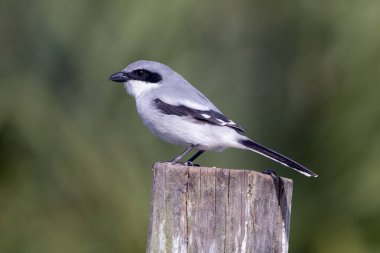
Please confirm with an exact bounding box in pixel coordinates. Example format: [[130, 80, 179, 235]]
[[154, 98, 246, 133]]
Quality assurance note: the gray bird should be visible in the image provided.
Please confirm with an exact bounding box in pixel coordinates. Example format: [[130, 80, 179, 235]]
[[109, 60, 318, 177]]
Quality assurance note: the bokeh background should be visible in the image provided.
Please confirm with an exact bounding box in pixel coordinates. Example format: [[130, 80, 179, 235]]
[[1, 0, 380, 252]]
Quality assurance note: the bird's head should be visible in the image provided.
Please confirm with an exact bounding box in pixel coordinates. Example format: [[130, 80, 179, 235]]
[[109, 60, 177, 97], [109, 60, 191, 97], [109, 60, 166, 83]]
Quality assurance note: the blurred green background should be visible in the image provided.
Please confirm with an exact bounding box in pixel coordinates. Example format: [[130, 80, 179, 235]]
[[1, 0, 380, 252]]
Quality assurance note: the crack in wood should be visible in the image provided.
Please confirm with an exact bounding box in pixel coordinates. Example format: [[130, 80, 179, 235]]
[[147, 162, 293, 253]]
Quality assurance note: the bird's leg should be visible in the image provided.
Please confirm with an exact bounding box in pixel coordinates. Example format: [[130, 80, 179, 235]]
[[186, 150, 205, 166], [188, 150, 205, 162], [170, 144, 197, 164]]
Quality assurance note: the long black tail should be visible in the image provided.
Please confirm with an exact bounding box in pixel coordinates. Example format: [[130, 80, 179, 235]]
[[239, 139, 318, 177]]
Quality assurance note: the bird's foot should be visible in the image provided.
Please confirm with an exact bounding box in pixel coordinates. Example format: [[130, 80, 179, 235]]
[[176, 161, 200, 167], [184, 161, 200, 167], [161, 160, 200, 167], [158, 160, 175, 164]]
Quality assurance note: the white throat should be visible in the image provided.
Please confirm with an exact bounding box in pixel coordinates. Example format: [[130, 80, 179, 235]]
[[125, 80, 160, 97]]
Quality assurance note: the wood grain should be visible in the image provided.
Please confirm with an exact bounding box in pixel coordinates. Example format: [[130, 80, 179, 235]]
[[146, 162, 293, 253]]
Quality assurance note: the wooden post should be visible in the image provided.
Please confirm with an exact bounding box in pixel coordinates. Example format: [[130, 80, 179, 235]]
[[146, 162, 293, 253]]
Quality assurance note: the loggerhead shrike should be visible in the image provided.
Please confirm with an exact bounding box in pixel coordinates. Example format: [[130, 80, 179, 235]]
[[109, 60, 318, 177]]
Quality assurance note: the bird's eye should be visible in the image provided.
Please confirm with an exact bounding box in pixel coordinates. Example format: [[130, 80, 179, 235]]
[[129, 69, 162, 83], [135, 69, 144, 76]]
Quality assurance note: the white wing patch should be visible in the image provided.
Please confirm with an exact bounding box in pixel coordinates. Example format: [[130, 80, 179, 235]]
[[154, 98, 246, 133], [200, 113, 211, 119], [197, 112, 244, 132]]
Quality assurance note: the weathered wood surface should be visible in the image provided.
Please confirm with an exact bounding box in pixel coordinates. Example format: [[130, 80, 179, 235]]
[[146, 162, 293, 253]]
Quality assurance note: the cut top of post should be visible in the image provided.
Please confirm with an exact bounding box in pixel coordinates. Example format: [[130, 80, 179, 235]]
[[147, 162, 293, 253]]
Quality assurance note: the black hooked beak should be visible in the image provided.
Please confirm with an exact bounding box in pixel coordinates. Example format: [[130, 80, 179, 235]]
[[109, 72, 129, 83]]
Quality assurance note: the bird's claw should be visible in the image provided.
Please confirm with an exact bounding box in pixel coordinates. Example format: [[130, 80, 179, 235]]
[[184, 161, 200, 167], [163, 160, 200, 167]]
